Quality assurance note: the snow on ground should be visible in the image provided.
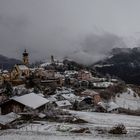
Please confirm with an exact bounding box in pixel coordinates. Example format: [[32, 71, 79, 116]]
[[71, 111, 140, 130], [0, 134, 139, 140], [0, 111, 140, 140], [115, 88, 140, 110]]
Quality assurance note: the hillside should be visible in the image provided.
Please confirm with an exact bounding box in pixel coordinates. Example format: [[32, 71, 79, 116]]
[[115, 88, 140, 111], [94, 47, 140, 85], [0, 54, 21, 70]]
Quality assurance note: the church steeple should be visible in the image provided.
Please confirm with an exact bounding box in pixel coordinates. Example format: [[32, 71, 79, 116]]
[[23, 49, 29, 66]]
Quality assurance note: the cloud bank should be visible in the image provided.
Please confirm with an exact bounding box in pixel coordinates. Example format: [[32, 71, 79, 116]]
[[0, 0, 139, 65]]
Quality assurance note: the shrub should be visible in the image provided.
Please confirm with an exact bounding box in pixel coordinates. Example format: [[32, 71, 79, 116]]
[[109, 123, 127, 134]]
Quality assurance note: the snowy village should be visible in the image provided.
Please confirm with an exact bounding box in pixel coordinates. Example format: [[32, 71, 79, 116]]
[[1, 1, 140, 140], [0, 49, 139, 139]]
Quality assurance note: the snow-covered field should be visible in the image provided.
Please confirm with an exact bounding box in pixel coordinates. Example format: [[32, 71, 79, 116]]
[[0, 111, 140, 140], [115, 88, 140, 110]]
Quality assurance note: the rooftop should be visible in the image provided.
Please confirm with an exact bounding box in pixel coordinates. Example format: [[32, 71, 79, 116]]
[[81, 89, 99, 96], [12, 93, 49, 109], [55, 100, 72, 107], [0, 112, 21, 125], [17, 64, 29, 70]]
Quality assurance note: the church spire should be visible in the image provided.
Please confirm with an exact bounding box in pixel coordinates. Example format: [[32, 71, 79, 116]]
[[23, 49, 29, 66]]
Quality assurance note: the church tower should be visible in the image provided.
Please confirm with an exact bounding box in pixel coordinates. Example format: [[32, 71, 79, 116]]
[[23, 49, 29, 66], [51, 55, 54, 64]]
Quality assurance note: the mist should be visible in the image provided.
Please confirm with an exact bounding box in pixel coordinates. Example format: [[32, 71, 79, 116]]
[[0, 0, 140, 64]]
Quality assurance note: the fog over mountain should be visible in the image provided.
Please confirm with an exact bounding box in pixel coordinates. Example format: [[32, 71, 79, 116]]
[[1, 0, 140, 64]]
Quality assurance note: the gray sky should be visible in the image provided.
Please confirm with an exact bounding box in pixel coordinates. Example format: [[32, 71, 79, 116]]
[[0, 0, 140, 64]]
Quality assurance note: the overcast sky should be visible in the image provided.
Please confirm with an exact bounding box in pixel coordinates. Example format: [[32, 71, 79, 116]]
[[0, 0, 140, 64]]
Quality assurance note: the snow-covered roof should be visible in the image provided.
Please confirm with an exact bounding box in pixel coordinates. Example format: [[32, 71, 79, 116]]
[[61, 93, 76, 101], [56, 62, 64, 66], [55, 100, 72, 107], [64, 70, 78, 75], [40, 62, 51, 67], [0, 112, 21, 125], [47, 96, 57, 102], [38, 93, 44, 97], [29, 68, 37, 72], [111, 79, 118, 82], [18, 65, 29, 70], [55, 72, 64, 78], [91, 77, 107, 82], [94, 64, 114, 68], [84, 71, 90, 74], [12, 93, 49, 109], [81, 89, 99, 96], [40, 59, 63, 67], [3, 70, 9, 73], [38, 113, 46, 118], [2, 73, 9, 77], [107, 102, 119, 112], [93, 82, 114, 88], [56, 87, 74, 95], [13, 84, 25, 89]]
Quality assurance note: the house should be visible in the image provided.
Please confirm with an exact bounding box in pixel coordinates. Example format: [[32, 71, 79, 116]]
[[0, 93, 49, 115], [80, 96, 92, 105], [1, 70, 10, 81], [96, 101, 119, 113], [81, 89, 101, 105], [107, 102, 119, 113], [76, 96, 95, 110], [91, 77, 107, 82], [54, 100, 72, 109], [64, 70, 78, 78], [34, 68, 55, 80], [13, 85, 29, 96], [61, 93, 76, 102], [0, 112, 21, 129], [55, 72, 65, 86], [33, 68, 44, 78], [59, 93, 77, 103], [41, 78, 61, 87], [45, 96, 57, 110], [79, 80, 89, 87], [56, 87, 74, 95], [45, 70, 55, 79], [78, 70, 92, 81], [11, 64, 30, 80]]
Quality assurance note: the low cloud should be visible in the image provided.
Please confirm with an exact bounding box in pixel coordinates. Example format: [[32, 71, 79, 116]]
[[0, 0, 134, 65], [67, 33, 127, 65]]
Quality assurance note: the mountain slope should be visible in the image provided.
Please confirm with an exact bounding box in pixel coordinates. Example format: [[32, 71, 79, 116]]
[[94, 47, 140, 85], [0, 54, 21, 70]]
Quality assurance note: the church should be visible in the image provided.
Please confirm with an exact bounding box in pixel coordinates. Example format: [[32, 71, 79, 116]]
[[10, 50, 30, 80]]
